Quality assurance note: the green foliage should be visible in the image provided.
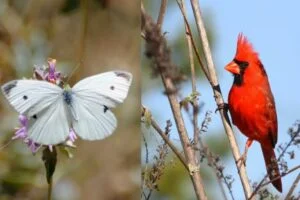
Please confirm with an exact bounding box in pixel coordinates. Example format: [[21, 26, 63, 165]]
[[158, 158, 195, 200]]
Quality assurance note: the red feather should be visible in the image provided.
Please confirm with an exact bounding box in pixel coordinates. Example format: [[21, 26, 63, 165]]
[[226, 34, 282, 192]]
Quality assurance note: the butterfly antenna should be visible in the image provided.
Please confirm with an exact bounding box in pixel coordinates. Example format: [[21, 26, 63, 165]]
[[0, 139, 13, 150], [67, 60, 83, 83]]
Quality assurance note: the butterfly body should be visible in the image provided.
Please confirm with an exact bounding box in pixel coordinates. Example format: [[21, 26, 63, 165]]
[[62, 89, 73, 106], [1, 71, 132, 145]]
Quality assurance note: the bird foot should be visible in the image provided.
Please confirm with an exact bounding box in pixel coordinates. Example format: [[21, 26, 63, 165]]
[[215, 103, 229, 113], [236, 152, 247, 168]]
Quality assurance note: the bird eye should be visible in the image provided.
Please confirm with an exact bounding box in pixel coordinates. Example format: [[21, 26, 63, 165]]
[[233, 59, 249, 69]]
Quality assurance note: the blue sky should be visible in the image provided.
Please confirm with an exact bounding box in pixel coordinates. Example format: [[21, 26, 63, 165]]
[[143, 1, 300, 199]]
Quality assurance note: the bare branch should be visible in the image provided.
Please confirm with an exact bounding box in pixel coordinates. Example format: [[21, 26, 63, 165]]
[[189, 0, 253, 198], [142, 131, 149, 164], [142, 106, 188, 170], [142, 9, 208, 200], [143, 137, 169, 200], [250, 122, 300, 199], [260, 165, 300, 189], [157, 0, 168, 30], [285, 172, 300, 200], [179, 0, 200, 149], [177, 4, 229, 198], [176, 0, 209, 80]]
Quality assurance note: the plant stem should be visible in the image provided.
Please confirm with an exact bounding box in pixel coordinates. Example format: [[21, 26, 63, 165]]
[[47, 177, 52, 200], [189, 0, 253, 198]]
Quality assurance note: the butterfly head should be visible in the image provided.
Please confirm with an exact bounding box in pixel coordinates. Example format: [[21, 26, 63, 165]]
[[63, 84, 71, 91]]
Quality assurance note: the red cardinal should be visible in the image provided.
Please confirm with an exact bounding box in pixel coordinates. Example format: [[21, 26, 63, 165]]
[[225, 34, 282, 192]]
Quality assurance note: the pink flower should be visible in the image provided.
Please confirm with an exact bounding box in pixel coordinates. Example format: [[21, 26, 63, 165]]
[[12, 115, 28, 140], [13, 115, 41, 153], [47, 58, 61, 83], [33, 58, 61, 83], [25, 139, 41, 153], [68, 128, 77, 142]]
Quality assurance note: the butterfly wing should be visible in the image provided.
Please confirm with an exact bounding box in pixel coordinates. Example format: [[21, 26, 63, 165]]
[[70, 97, 117, 140], [1, 80, 70, 145], [71, 71, 132, 140], [2, 80, 62, 116], [27, 97, 71, 145]]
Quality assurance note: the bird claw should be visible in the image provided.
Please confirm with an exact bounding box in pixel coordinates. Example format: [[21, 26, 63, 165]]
[[236, 152, 247, 168], [215, 103, 229, 113]]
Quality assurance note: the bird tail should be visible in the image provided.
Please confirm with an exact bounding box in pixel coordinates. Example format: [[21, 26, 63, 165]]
[[261, 145, 282, 192]]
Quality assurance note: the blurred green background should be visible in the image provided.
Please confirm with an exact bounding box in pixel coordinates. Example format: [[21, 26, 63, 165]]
[[0, 0, 140, 199]]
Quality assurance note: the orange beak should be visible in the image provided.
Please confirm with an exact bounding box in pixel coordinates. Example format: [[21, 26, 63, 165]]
[[225, 61, 240, 75]]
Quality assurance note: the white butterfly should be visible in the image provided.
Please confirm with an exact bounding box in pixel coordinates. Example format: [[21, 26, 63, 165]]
[[1, 71, 132, 145]]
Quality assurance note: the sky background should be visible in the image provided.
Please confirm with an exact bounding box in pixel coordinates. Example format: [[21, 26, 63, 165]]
[[143, 1, 300, 199]]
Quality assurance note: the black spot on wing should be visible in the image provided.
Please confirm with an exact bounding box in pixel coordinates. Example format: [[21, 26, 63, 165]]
[[103, 105, 109, 113], [3, 81, 17, 95], [23, 95, 28, 100], [114, 71, 131, 82], [32, 114, 37, 120], [110, 85, 115, 90]]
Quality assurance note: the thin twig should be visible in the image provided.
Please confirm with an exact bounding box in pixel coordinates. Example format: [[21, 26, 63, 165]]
[[189, 0, 253, 199], [285, 171, 300, 200], [179, 0, 199, 150], [161, 65, 207, 200], [249, 125, 300, 199], [157, 0, 168, 30], [179, 1, 228, 199], [142, 132, 149, 164], [146, 190, 152, 200], [142, 106, 188, 170], [259, 165, 300, 189], [186, 110, 231, 200], [144, 140, 169, 200], [176, 0, 209, 81], [142, 9, 208, 200], [142, 191, 147, 200]]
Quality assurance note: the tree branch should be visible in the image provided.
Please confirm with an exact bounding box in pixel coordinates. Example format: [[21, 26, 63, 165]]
[[189, 0, 253, 198], [179, 1, 228, 199], [285, 171, 300, 200], [176, 0, 209, 80], [157, 0, 168, 30], [249, 122, 300, 199], [179, 0, 199, 150], [142, 7, 208, 200], [142, 106, 188, 170], [260, 165, 300, 188]]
